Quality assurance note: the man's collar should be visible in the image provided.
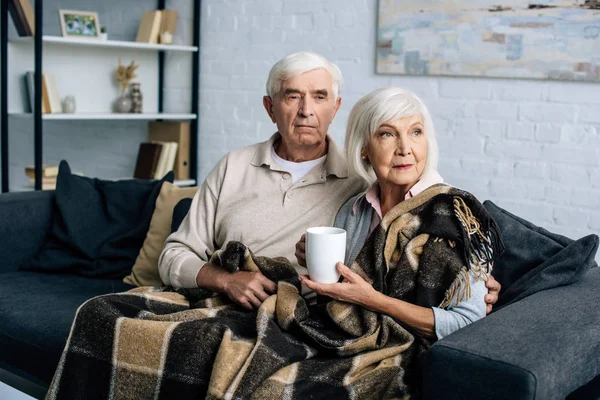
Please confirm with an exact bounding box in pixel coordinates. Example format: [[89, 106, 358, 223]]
[[250, 132, 281, 168], [322, 135, 349, 178], [251, 132, 350, 178]]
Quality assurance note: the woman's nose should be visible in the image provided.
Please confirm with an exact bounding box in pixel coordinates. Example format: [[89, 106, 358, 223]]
[[395, 135, 411, 155]]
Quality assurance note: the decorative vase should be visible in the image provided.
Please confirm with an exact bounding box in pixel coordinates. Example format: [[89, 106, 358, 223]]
[[62, 95, 76, 113], [114, 91, 132, 113], [130, 82, 143, 113], [100, 32, 108, 41]]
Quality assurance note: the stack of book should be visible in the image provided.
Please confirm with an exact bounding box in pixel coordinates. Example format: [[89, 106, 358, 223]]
[[25, 164, 59, 190], [133, 141, 179, 180], [147, 121, 190, 180], [135, 9, 178, 44], [23, 71, 62, 114]]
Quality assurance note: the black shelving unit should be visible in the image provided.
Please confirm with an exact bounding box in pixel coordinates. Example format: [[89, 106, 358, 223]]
[[0, 0, 200, 193], [1, 0, 9, 192]]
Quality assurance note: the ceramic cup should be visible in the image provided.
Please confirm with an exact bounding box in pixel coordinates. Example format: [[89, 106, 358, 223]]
[[305, 227, 346, 284]]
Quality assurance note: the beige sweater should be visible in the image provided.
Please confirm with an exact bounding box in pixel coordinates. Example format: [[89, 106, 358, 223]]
[[158, 133, 365, 288]]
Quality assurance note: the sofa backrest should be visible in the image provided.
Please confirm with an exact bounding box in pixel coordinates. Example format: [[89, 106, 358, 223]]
[[0, 190, 55, 273]]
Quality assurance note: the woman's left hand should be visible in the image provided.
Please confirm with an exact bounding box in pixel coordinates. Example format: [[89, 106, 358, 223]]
[[299, 262, 380, 308]]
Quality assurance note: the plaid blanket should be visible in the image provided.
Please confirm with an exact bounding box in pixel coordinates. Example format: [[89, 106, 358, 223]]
[[46, 184, 501, 400]]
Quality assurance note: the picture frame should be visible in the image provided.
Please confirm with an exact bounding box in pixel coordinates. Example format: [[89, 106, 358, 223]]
[[59, 10, 100, 39]]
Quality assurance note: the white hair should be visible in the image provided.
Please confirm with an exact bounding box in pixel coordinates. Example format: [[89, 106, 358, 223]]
[[266, 51, 343, 99], [345, 87, 440, 185]]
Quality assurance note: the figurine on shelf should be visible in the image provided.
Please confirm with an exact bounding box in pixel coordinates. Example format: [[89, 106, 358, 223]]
[[130, 82, 143, 113], [62, 95, 76, 113], [114, 59, 138, 113], [100, 26, 107, 40], [160, 31, 173, 44]]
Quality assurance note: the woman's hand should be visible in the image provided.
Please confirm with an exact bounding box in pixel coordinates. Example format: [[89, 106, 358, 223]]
[[302, 262, 437, 338], [484, 275, 501, 314], [295, 233, 307, 267], [299, 262, 380, 308]]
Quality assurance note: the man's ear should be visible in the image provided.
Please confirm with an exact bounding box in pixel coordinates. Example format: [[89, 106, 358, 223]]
[[263, 96, 277, 123], [331, 96, 342, 121]]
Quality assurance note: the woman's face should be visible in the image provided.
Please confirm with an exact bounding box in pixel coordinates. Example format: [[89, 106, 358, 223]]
[[364, 114, 428, 191]]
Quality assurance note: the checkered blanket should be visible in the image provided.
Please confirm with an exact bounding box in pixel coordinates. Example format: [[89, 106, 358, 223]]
[[46, 184, 501, 400]]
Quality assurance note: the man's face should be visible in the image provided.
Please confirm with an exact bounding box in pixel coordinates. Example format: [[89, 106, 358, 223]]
[[263, 68, 341, 151]]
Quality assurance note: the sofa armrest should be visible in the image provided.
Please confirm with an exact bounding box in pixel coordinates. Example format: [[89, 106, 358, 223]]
[[423, 267, 600, 400], [0, 191, 54, 274]]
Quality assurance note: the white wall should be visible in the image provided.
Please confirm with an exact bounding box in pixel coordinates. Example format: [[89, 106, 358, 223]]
[[2, 0, 597, 260], [197, 0, 599, 259]]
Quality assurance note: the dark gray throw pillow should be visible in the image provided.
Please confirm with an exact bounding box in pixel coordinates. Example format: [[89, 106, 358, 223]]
[[483, 200, 598, 311], [171, 197, 193, 234], [20, 160, 174, 278]]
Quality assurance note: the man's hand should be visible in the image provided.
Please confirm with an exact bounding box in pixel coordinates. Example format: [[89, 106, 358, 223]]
[[484, 275, 501, 314], [295, 233, 307, 267], [196, 263, 277, 310], [221, 271, 277, 310]]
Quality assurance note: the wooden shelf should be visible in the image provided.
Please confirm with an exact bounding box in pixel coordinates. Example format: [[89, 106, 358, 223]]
[[11, 35, 198, 52], [10, 113, 197, 120]]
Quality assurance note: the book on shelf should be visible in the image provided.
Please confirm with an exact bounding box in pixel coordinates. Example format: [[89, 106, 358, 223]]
[[25, 70, 52, 114], [150, 141, 178, 179], [159, 10, 178, 43], [40, 75, 51, 114], [133, 142, 163, 179], [25, 164, 59, 180], [42, 73, 62, 114], [152, 141, 170, 179], [29, 177, 57, 190], [23, 71, 34, 113], [136, 10, 163, 44], [148, 121, 190, 180], [8, 0, 35, 37], [165, 142, 179, 177]]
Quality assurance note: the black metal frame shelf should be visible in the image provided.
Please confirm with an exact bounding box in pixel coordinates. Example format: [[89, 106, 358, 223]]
[[0, 0, 201, 192]]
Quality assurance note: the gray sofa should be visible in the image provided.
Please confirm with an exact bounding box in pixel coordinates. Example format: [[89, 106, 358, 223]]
[[0, 189, 598, 399]]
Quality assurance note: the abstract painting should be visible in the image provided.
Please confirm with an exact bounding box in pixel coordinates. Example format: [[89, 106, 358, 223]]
[[377, 0, 600, 81]]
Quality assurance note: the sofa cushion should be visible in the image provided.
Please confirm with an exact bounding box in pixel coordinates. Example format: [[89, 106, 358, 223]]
[[123, 182, 198, 287], [0, 271, 133, 384], [20, 160, 173, 278], [483, 201, 598, 311]]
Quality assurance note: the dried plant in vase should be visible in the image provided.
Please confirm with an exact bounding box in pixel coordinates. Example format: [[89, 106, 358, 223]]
[[114, 60, 139, 113]]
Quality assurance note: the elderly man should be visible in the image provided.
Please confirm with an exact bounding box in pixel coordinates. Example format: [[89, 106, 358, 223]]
[[159, 52, 364, 309], [159, 51, 500, 311]]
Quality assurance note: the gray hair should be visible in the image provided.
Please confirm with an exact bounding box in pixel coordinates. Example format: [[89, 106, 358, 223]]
[[266, 51, 343, 99], [345, 87, 440, 185]]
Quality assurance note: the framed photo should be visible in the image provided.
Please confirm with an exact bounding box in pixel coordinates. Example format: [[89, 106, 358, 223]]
[[59, 10, 100, 39]]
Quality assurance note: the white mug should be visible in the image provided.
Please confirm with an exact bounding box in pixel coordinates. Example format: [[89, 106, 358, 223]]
[[305, 227, 346, 284]]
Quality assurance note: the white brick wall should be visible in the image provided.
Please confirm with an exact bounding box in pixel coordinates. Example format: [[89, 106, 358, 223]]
[[197, 0, 600, 262], [4, 0, 598, 262]]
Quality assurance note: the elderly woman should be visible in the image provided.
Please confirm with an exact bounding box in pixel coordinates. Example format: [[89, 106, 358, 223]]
[[297, 87, 500, 340]]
